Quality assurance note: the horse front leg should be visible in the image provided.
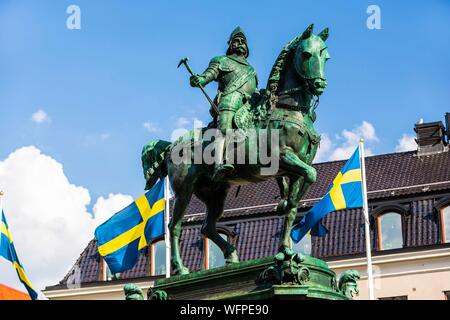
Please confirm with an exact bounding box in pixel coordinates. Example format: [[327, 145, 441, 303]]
[[277, 147, 316, 255], [276, 146, 316, 214], [279, 147, 317, 184], [279, 176, 313, 255]]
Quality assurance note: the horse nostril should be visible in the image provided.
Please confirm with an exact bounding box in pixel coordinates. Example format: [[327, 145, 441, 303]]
[[314, 81, 321, 88]]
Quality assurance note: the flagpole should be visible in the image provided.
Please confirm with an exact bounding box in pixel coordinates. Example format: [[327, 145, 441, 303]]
[[0, 190, 3, 250], [164, 176, 171, 278], [359, 138, 375, 300], [0, 190, 3, 214]]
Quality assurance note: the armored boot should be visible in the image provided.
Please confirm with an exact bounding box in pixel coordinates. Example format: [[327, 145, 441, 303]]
[[212, 134, 234, 182]]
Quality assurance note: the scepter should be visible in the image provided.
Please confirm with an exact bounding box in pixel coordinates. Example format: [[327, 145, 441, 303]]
[[177, 57, 220, 116]]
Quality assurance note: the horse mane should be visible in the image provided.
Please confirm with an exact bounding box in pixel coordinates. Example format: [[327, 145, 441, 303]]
[[266, 34, 303, 94]]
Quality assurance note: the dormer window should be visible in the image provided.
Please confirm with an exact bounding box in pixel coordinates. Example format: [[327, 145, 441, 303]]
[[377, 212, 403, 250], [203, 233, 228, 270], [435, 197, 450, 244], [291, 233, 312, 255], [440, 205, 450, 243], [100, 258, 120, 281], [150, 240, 166, 276]]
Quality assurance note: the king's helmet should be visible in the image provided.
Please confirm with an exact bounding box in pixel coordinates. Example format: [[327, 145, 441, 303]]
[[226, 26, 249, 58]]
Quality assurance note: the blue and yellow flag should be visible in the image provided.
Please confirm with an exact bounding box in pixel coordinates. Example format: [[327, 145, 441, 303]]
[[1, 210, 39, 300], [95, 179, 166, 274], [291, 147, 363, 243]]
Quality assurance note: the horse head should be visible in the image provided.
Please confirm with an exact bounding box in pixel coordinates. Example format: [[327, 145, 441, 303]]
[[293, 24, 330, 96]]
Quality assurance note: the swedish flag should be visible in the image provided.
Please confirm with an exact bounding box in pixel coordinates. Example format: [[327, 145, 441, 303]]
[[1, 210, 39, 300], [95, 179, 166, 274], [291, 147, 363, 243]]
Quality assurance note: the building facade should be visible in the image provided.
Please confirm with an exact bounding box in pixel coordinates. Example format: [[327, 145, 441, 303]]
[[44, 115, 450, 300]]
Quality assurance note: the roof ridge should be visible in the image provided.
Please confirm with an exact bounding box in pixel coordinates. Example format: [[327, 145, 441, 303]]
[[314, 150, 418, 166]]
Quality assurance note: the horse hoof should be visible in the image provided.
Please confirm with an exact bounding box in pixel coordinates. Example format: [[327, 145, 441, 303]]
[[174, 266, 189, 275], [225, 250, 240, 264], [279, 246, 295, 258], [172, 260, 190, 275]]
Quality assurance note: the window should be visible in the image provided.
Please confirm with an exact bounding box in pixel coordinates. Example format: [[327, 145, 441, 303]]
[[101, 258, 120, 281], [440, 206, 450, 243], [377, 212, 403, 250], [204, 234, 227, 269], [444, 291, 450, 300], [150, 240, 166, 276], [291, 233, 312, 255], [378, 295, 408, 300]]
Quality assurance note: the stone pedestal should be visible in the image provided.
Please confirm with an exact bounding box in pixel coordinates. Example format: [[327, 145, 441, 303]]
[[145, 254, 359, 300]]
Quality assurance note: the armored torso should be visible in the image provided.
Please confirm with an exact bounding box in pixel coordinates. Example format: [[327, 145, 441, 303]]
[[201, 54, 258, 112]]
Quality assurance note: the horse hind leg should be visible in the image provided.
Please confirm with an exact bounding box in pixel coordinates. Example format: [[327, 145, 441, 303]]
[[169, 189, 193, 275], [198, 185, 239, 265]]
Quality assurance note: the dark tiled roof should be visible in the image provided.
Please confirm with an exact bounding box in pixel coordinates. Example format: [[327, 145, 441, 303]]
[[184, 150, 450, 221], [60, 239, 100, 285], [54, 150, 450, 288]]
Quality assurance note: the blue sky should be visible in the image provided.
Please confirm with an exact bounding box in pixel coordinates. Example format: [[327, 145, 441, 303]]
[[1, 0, 449, 200], [0, 0, 449, 292]]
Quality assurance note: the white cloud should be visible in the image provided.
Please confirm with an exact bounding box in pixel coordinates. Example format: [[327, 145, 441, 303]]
[[92, 193, 133, 227], [175, 117, 190, 127], [100, 133, 110, 140], [395, 134, 417, 152], [314, 121, 379, 162], [171, 116, 204, 142], [0, 146, 131, 292], [143, 122, 159, 133], [170, 128, 189, 142], [314, 134, 332, 163], [31, 110, 50, 123]]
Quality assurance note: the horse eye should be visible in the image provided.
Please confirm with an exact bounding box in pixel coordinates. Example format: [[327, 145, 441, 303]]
[[302, 52, 312, 59]]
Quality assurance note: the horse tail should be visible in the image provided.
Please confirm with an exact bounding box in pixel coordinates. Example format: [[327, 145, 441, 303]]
[[141, 139, 171, 190]]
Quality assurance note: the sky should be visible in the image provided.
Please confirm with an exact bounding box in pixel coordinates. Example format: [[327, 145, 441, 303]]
[[0, 1, 449, 293]]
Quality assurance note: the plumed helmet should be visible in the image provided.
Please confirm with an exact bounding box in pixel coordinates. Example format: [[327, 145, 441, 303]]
[[226, 26, 249, 58]]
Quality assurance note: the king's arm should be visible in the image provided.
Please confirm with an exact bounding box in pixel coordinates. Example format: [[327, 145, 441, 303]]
[[190, 56, 222, 87]]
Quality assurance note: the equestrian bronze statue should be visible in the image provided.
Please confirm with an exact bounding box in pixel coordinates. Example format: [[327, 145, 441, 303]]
[[142, 24, 330, 275]]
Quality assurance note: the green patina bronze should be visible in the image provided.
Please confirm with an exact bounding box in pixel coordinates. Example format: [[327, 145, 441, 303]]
[[141, 254, 359, 300], [124, 283, 145, 300], [129, 24, 361, 301], [141, 24, 332, 277]]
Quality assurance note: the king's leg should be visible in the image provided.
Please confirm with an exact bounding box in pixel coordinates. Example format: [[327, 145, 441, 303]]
[[213, 110, 235, 181]]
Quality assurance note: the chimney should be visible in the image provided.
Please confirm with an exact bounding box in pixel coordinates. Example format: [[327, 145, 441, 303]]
[[414, 115, 448, 156], [445, 112, 450, 144]]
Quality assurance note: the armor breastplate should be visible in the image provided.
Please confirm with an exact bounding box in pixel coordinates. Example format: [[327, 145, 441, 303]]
[[217, 56, 258, 111]]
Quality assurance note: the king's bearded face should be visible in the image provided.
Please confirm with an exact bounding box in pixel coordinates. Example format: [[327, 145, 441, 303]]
[[230, 36, 247, 57]]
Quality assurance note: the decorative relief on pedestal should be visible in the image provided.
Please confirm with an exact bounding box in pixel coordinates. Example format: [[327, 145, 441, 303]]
[[338, 270, 360, 298], [147, 287, 168, 300], [256, 250, 311, 286], [123, 283, 145, 300]]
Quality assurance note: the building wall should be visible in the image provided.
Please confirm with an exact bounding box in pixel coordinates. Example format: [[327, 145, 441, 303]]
[[330, 247, 450, 300], [44, 280, 152, 300], [44, 247, 450, 300]]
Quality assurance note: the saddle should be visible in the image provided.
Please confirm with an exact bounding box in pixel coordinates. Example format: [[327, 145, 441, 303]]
[[233, 93, 321, 146]]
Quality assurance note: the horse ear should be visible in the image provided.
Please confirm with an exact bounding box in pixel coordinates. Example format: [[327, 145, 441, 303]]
[[301, 24, 314, 39], [318, 28, 329, 41]]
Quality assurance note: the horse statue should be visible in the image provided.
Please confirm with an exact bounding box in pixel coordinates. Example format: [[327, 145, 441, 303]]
[[141, 24, 330, 275]]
